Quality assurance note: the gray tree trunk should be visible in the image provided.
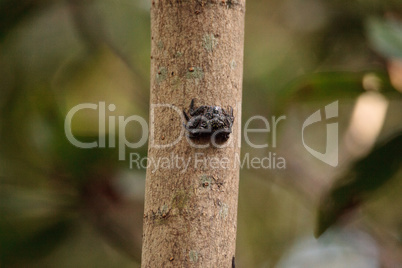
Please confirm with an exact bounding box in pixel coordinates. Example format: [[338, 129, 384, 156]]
[[142, 1, 245, 267]]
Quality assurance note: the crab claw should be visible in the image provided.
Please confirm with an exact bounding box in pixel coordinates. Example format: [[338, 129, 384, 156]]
[[183, 110, 190, 121], [189, 99, 195, 114]]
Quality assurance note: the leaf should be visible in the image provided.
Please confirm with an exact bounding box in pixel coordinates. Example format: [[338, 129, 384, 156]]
[[278, 71, 398, 110], [366, 17, 402, 59], [0, 186, 77, 264], [1, 219, 74, 264], [315, 132, 402, 238]]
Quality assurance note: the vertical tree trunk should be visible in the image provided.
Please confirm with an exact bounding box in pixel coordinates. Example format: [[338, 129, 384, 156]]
[[142, 1, 245, 267]]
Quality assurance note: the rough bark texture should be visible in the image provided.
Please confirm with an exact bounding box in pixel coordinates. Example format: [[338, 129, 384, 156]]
[[142, 1, 245, 267]]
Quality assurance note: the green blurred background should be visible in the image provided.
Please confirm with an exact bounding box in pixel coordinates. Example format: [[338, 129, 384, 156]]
[[1, 0, 402, 267]]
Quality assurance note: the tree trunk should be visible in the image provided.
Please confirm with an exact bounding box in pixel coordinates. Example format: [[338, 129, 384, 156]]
[[142, 1, 245, 267]]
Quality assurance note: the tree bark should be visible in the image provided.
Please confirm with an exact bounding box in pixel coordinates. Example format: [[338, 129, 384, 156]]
[[142, 1, 245, 267]]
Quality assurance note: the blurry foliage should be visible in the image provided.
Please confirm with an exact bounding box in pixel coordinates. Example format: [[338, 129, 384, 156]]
[[367, 16, 402, 59], [316, 132, 402, 238], [280, 71, 398, 107], [0, 0, 148, 266], [0, 0, 401, 267], [0, 0, 55, 40]]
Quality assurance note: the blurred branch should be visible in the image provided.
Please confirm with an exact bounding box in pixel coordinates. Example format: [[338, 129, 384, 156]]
[[82, 178, 143, 262]]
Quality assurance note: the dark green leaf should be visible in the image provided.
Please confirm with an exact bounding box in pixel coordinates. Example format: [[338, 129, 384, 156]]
[[0, 219, 74, 264], [0, 186, 77, 264], [316, 132, 402, 238], [278, 71, 398, 112]]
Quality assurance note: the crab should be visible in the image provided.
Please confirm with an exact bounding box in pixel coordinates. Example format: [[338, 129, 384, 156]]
[[183, 99, 234, 140]]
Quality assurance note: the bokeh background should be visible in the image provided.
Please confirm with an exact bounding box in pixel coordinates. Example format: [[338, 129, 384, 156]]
[[1, 0, 402, 267]]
